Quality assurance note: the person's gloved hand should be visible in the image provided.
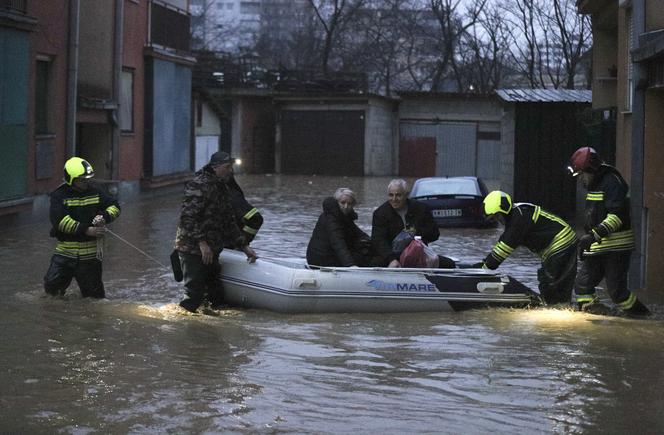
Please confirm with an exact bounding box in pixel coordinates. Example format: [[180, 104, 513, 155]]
[[578, 233, 598, 259]]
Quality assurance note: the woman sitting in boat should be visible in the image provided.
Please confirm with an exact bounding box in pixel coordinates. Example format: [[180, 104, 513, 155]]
[[306, 188, 373, 267], [372, 179, 455, 268]]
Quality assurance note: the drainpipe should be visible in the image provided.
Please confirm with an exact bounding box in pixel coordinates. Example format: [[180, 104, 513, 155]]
[[66, 0, 80, 157], [111, 0, 124, 180], [630, 0, 646, 289]]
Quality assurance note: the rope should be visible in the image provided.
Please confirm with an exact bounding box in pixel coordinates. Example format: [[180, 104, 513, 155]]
[[96, 234, 105, 260], [105, 228, 170, 270]]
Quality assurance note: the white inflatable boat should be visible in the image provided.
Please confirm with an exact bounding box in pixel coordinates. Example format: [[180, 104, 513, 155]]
[[219, 250, 542, 313]]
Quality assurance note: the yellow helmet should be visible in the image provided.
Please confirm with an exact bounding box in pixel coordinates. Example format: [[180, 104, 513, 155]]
[[63, 157, 95, 185], [483, 191, 512, 217]]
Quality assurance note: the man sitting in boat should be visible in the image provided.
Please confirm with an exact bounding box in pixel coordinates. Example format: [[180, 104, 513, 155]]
[[475, 191, 577, 305], [371, 179, 455, 268], [306, 188, 373, 267]]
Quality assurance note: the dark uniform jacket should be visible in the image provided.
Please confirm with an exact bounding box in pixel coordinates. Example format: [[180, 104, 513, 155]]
[[227, 176, 263, 244], [175, 165, 245, 255], [306, 197, 370, 267], [49, 183, 121, 260], [483, 203, 577, 269], [582, 164, 634, 256], [371, 199, 439, 266]]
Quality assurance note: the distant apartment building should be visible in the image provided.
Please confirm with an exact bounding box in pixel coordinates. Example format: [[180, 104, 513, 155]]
[[191, 0, 308, 53]]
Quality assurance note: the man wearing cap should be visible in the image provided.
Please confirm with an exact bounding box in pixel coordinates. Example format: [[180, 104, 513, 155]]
[[174, 151, 257, 313]]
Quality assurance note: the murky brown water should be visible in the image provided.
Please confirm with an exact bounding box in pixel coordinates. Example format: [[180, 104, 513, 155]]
[[1, 175, 663, 433]]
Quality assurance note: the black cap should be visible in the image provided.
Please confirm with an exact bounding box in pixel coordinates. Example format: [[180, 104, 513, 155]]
[[209, 151, 235, 166]]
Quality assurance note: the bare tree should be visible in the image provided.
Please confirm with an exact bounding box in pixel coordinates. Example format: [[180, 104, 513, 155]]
[[340, 0, 423, 95], [550, 0, 592, 89], [501, 0, 592, 89], [424, 0, 487, 91], [501, 0, 544, 87], [308, 0, 366, 76], [255, 1, 321, 70], [190, 0, 243, 52]]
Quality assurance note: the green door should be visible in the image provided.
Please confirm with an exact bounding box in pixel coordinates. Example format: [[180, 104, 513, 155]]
[[0, 28, 29, 201]]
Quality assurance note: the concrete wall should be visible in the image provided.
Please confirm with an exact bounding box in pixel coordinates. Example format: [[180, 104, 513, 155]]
[[364, 97, 396, 175], [399, 97, 502, 123], [646, 0, 664, 31], [120, 0, 148, 183], [78, 0, 114, 98], [499, 105, 516, 196], [28, 0, 70, 195], [399, 95, 505, 190], [644, 88, 664, 293]]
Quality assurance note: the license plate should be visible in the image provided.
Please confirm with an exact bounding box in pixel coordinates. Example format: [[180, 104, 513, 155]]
[[433, 209, 462, 217]]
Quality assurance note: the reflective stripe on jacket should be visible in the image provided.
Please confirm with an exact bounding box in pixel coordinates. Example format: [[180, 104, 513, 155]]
[[582, 165, 634, 256], [484, 203, 577, 269], [48, 183, 121, 259]]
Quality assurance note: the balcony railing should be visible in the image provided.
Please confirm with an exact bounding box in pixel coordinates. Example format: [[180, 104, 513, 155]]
[[1, 0, 27, 14]]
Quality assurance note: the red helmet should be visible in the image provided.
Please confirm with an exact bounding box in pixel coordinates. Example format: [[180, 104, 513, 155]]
[[568, 147, 602, 176]]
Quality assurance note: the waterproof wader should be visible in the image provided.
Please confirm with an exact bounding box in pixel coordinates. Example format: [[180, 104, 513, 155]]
[[575, 252, 633, 310], [537, 244, 577, 305], [178, 251, 223, 312], [43, 254, 105, 298]]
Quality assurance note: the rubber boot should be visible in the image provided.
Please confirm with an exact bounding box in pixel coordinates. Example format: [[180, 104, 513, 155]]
[[621, 299, 651, 318], [579, 298, 615, 316], [179, 297, 200, 313]]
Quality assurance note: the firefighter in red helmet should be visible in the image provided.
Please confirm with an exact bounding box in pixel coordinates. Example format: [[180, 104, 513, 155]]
[[568, 147, 650, 316]]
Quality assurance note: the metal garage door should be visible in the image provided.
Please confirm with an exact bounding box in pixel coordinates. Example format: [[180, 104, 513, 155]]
[[281, 110, 365, 175], [400, 122, 476, 177], [400, 121, 500, 180], [0, 29, 29, 201]]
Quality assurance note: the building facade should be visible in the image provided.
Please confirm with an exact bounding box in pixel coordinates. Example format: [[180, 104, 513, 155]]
[[0, 0, 194, 214], [578, 0, 664, 295]]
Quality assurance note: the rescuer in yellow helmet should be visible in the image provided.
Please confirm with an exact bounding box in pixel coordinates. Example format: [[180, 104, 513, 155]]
[[475, 191, 578, 306], [43, 157, 121, 298]]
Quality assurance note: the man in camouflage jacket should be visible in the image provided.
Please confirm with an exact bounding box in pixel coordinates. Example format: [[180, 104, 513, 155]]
[[175, 152, 257, 312]]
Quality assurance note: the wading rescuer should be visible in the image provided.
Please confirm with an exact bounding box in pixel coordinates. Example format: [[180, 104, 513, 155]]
[[568, 147, 650, 316], [43, 157, 121, 298], [475, 191, 578, 305], [226, 172, 263, 246], [174, 152, 257, 313]]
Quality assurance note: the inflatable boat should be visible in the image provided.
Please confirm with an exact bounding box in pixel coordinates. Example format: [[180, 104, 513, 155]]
[[219, 250, 542, 313]]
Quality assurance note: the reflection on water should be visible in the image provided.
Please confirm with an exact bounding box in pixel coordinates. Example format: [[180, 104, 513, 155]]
[[1, 175, 663, 433]]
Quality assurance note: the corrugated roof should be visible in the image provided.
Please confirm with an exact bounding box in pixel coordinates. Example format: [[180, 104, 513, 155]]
[[495, 88, 592, 103]]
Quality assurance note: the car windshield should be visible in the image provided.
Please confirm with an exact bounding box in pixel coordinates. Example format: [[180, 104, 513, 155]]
[[412, 179, 480, 197]]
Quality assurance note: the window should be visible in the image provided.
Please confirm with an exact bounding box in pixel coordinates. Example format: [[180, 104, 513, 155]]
[[35, 57, 54, 135], [120, 68, 134, 132]]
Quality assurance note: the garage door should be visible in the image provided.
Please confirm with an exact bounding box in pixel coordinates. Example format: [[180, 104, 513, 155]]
[[400, 121, 500, 179], [281, 110, 365, 175]]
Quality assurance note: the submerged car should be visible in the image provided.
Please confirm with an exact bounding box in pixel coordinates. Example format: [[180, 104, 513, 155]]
[[410, 176, 496, 228]]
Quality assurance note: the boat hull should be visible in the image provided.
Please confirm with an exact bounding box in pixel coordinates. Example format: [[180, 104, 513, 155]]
[[219, 250, 541, 313]]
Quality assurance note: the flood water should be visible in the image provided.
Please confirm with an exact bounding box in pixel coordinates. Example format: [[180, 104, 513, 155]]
[[1, 175, 663, 434]]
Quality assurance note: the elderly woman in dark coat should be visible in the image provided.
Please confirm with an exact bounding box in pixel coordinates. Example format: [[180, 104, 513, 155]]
[[306, 188, 372, 267]]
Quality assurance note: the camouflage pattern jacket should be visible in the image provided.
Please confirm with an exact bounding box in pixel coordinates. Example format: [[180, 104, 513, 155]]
[[174, 165, 245, 255]]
